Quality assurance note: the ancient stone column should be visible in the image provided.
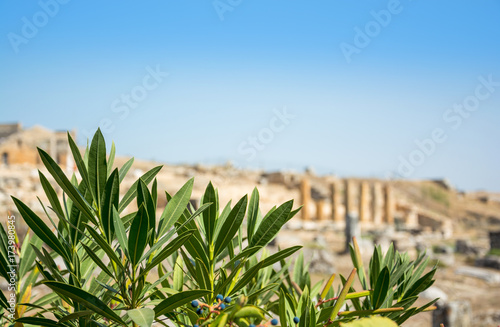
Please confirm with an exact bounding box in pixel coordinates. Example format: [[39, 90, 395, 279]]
[[331, 182, 342, 222], [316, 199, 327, 221], [300, 178, 311, 221], [372, 182, 383, 225], [405, 205, 418, 228], [345, 179, 360, 252], [360, 182, 371, 223], [384, 184, 395, 224]]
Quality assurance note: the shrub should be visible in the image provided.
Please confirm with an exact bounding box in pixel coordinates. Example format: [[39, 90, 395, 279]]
[[0, 130, 438, 327]]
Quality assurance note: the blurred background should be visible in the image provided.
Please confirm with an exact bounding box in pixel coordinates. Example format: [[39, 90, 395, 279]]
[[1, 1, 500, 326]]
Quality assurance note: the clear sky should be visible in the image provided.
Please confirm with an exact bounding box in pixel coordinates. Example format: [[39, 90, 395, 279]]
[[1, 1, 499, 191]]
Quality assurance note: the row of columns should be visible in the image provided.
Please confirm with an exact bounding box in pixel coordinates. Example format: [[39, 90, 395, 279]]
[[300, 179, 395, 225]]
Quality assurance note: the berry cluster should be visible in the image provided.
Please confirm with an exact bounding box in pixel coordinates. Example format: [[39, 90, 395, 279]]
[[190, 294, 232, 327], [189, 295, 300, 326]]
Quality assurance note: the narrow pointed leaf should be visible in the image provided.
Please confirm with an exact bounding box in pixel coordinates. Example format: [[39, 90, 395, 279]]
[[330, 268, 357, 320], [141, 230, 194, 277], [119, 157, 134, 183], [67, 132, 93, 199], [128, 206, 150, 266], [250, 200, 293, 247], [127, 308, 155, 327], [85, 223, 125, 272], [37, 148, 95, 221], [38, 171, 65, 220], [201, 182, 218, 245], [43, 281, 126, 325], [88, 128, 107, 211], [154, 290, 211, 318], [81, 244, 114, 279], [12, 197, 70, 262], [214, 195, 247, 256], [157, 178, 194, 238], [15, 317, 61, 327], [321, 274, 336, 300], [373, 267, 390, 309], [113, 207, 129, 259], [107, 141, 116, 176], [101, 169, 119, 241], [118, 165, 162, 212], [137, 179, 156, 245], [247, 187, 260, 244]]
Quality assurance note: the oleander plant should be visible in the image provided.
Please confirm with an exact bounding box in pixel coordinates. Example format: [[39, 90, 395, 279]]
[[0, 129, 438, 327]]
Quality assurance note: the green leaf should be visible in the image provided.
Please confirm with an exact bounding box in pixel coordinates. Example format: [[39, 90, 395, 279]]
[[247, 187, 260, 244], [154, 290, 211, 318], [15, 317, 61, 327], [234, 305, 265, 319], [128, 206, 150, 266], [137, 179, 157, 246], [67, 132, 93, 199], [43, 281, 126, 325], [214, 195, 247, 256], [127, 308, 155, 327], [85, 223, 125, 272], [213, 201, 232, 242], [202, 182, 218, 246], [320, 274, 336, 300], [37, 148, 96, 221], [293, 252, 304, 284], [113, 207, 129, 260], [141, 203, 209, 262], [118, 165, 162, 212], [250, 200, 293, 248], [68, 179, 94, 247], [173, 256, 184, 292], [19, 232, 43, 279], [369, 245, 382, 290], [101, 168, 119, 241], [279, 289, 289, 327], [261, 246, 302, 269], [330, 268, 357, 320], [211, 312, 228, 327], [351, 236, 368, 290], [0, 287, 9, 310], [223, 246, 261, 269], [38, 171, 65, 221], [81, 244, 114, 279], [58, 310, 94, 323], [403, 269, 436, 299], [88, 128, 108, 211], [141, 230, 194, 277], [230, 262, 264, 296], [372, 266, 390, 309], [119, 157, 134, 183], [12, 197, 70, 262], [107, 141, 116, 176], [341, 316, 398, 327], [195, 257, 211, 291], [157, 178, 194, 239]]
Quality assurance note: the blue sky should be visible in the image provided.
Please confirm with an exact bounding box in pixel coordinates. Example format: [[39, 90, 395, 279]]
[[1, 1, 499, 191]]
